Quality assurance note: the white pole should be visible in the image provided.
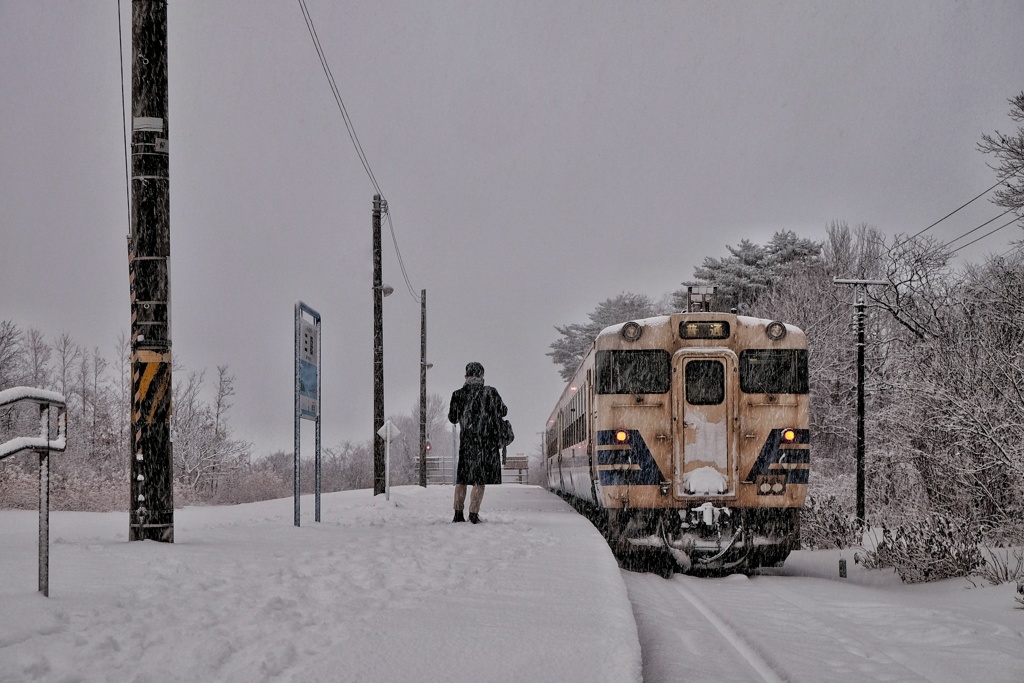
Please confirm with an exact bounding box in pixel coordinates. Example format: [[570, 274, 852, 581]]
[[384, 422, 391, 501]]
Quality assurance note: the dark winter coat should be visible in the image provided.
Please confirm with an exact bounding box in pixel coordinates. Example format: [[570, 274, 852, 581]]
[[448, 381, 507, 486]]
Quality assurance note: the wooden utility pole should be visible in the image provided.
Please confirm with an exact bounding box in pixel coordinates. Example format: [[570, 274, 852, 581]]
[[373, 195, 386, 495], [833, 278, 888, 522], [128, 0, 174, 541], [419, 289, 427, 487]]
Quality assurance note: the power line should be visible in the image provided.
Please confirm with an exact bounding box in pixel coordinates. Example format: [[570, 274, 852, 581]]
[[949, 217, 1021, 256], [940, 207, 1015, 249], [298, 0, 381, 196], [297, 0, 420, 304], [899, 175, 1013, 245], [385, 209, 421, 302], [895, 167, 1024, 248]]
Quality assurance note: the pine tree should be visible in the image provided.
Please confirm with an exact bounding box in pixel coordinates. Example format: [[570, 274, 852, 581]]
[[677, 231, 822, 314], [548, 293, 656, 380]]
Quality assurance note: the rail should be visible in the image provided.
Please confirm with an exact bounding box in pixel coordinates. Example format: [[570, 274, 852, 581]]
[[0, 387, 67, 596]]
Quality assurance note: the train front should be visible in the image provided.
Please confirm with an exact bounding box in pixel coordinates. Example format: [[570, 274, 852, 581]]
[[593, 313, 810, 572]]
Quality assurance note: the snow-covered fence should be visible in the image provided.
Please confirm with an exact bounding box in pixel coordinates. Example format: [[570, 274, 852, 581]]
[[425, 454, 454, 485], [0, 387, 67, 596]]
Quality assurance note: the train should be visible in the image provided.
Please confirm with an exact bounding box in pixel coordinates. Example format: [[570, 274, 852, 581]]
[[545, 293, 810, 573]]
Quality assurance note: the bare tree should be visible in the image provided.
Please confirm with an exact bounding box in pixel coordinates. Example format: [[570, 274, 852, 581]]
[[0, 320, 23, 391], [978, 91, 1024, 215], [52, 333, 81, 409], [23, 328, 50, 389]]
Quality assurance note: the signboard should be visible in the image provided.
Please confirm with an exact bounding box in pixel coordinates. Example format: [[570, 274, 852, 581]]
[[294, 301, 322, 526], [299, 318, 319, 419]]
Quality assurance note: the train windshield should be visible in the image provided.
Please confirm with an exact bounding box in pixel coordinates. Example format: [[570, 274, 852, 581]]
[[595, 350, 671, 394], [739, 349, 809, 394]]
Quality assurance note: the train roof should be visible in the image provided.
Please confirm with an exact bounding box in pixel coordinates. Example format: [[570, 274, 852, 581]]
[[595, 312, 806, 344]]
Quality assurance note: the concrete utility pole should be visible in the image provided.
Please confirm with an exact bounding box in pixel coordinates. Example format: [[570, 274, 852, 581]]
[[834, 278, 888, 522], [419, 289, 428, 487], [128, 0, 174, 542], [372, 195, 387, 495]]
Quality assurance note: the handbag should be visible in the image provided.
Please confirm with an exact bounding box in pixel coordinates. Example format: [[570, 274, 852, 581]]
[[498, 418, 514, 447]]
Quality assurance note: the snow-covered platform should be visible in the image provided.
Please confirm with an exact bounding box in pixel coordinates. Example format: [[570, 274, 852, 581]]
[[0, 485, 642, 682]]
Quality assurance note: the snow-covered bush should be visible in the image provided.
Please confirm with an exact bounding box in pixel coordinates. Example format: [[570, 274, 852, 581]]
[[855, 514, 984, 583], [208, 469, 289, 505], [975, 546, 1024, 587], [800, 494, 861, 549]]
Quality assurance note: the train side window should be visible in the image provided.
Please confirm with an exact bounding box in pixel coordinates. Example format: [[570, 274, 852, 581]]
[[595, 350, 671, 394], [685, 360, 725, 405], [739, 349, 809, 394]]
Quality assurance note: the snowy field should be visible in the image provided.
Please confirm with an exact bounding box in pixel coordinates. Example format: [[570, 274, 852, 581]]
[[2, 485, 1023, 682]]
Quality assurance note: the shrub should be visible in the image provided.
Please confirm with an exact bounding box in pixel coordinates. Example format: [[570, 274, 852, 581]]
[[855, 513, 984, 583], [975, 546, 1024, 586], [800, 494, 862, 549], [207, 469, 289, 505]]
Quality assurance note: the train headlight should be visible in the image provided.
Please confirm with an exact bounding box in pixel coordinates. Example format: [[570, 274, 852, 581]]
[[614, 430, 629, 444], [621, 321, 643, 342], [782, 428, 797, 443], [765, 321, 787, 340]]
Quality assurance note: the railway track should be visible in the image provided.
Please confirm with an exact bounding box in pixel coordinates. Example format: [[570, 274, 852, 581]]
[[622, 569, 968, 683]]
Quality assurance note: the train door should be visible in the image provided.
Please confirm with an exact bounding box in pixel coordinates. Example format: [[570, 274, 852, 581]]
[[672, 350, 737, 499]]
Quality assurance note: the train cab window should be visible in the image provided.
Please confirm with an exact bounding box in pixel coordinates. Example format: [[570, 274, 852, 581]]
[[685, 360, 725, 405], [739, 349, 809, 394], [595, 350, 670, 394]]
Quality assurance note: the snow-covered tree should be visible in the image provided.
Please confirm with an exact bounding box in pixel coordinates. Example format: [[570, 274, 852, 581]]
[[978, 91, 1024, 216], [0, 320, 23, 391], [677, 230, 823, 314], [548, 292, 657, 381]]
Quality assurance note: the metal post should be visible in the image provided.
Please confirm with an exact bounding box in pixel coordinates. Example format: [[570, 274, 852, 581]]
[[373, 195, 386, 495], [385, 422, 391, 501], [452, 423, 458, 485], [315, 312, 322, 522], [129, 0, 174, 543], [38, 404, 49, 597], [419, 289, 427, 487], [294, 301, 322, 525], [294, 302, 301, 527]]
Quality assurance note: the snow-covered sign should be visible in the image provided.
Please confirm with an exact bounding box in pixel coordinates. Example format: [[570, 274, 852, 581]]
[[378, 420, 401, 500], [377, 420, 400, 442]]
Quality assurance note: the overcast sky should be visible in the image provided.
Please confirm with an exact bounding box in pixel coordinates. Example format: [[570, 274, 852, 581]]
[[2, 1, 1022, 458]]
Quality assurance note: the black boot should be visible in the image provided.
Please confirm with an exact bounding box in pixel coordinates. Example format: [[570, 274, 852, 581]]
[[468, 512, 481, 524], [452, 510, 465, 523]]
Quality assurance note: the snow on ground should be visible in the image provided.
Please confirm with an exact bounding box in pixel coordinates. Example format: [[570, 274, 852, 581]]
[[625, 547, 1024, 682], [0, 486, 640, 683], [3, 485, 1023, 683]]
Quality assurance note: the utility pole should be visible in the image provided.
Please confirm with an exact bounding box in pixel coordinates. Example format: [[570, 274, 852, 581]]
[[834, 278, 888, 522], [128, 0, 174, 542], [372, 195, 387, 495], [419, 289, 428, 487]]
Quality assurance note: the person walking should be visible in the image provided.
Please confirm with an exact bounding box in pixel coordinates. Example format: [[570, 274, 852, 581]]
[[448, 362, 507, 524]]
